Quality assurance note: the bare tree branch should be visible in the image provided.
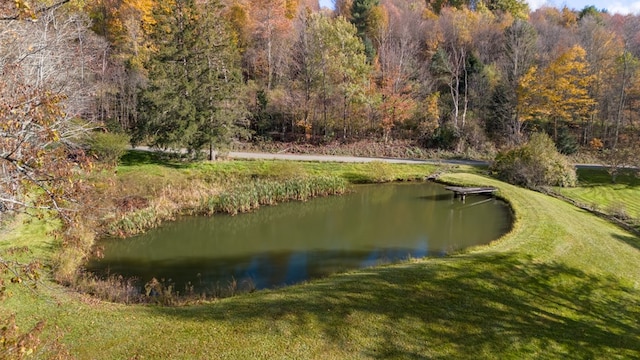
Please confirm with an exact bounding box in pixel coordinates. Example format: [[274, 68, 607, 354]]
[[0, 0, 71, 21]]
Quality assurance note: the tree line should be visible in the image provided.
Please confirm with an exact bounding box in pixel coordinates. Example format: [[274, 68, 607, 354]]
[[89, 0, 640, 153]]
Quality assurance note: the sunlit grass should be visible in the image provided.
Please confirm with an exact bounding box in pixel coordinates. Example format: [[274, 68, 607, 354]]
[[117, 150, 439, 187], [554, 168, 640, 228], [1, 162, 640, 359], [0, 214, 60, 263]]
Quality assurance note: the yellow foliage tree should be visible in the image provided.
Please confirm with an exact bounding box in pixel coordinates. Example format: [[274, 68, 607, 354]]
[[518, 45, 595, 141], [87, 0, 156, 69]]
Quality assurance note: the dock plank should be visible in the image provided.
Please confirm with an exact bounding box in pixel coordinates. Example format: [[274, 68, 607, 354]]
[[445, 186, 498, 202], [445, 186, 498, 195]]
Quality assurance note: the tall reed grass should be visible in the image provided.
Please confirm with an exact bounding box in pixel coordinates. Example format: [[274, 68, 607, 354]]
[[204, 176, 347, 216], [105, 175, 347, 237]]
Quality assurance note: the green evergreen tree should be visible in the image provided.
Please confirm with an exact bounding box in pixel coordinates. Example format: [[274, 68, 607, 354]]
[[350, 0, 379, 62], [484, 0, 529, 19], [138, 0, 248, 159]]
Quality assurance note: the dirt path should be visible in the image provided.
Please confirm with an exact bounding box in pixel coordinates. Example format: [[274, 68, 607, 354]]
[[227, 151, 489, 166], [133, 146, 609, 169]]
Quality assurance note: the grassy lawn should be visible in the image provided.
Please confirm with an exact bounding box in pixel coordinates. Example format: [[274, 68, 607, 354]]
[[1, 160, 640, 359], [117, 150, 442, 182], [555, 168, 640, 230]]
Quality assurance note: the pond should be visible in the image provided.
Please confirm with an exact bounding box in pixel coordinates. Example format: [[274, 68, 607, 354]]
[[87, 182, 512, 294]]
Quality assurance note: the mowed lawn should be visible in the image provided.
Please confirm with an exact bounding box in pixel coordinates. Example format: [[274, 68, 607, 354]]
[[1, 170, 640, 359], [555, 168, 640, 224]]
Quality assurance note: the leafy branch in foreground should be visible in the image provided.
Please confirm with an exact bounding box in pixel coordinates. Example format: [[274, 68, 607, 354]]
[[0, 308, 71, 359], [0, 67, 90, 221]]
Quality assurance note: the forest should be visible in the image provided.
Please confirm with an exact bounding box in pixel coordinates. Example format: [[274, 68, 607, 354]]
[[2, 0, 640, 213]]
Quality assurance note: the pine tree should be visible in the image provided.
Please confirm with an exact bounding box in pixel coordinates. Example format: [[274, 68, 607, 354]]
[[350, 0, 379, 62], [138, 0, 247, 159]]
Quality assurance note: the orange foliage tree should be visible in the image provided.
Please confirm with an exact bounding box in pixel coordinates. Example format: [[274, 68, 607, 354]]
[[380, 74, 416, 143], [246, 0, 295, 89]]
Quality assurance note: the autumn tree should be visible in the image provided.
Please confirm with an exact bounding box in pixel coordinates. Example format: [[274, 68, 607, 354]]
[[529, 7, 579, 67], [518, 45, 595, 145], [0, 0, 72, 20], [244, 0, 295, 90], [289, 11, 319, 135], [1, 8, 106, 121], [0, 4, 106, 217], [138, 0, 248, 159], [226, 1, 250, 53], [377, 2, 426, 82], [493, 18, 537, 144], [88, 0, 154, 61], [430, 8, 479, 133], [86, 0, 156, 131], [578, 16, 624, 145], [376, 3, 423, 142], [0, 67, 81, 218], [335, 0, 353, 18], [289, 12, 370, 138], [379, 78, 416, 142], [602, 15, 640, 150]]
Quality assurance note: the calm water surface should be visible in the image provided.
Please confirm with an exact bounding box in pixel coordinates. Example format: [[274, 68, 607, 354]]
[[88, 182, 512, 292]]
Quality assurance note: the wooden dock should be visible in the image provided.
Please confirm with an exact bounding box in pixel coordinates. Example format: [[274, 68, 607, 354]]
[[445, 186, 498, 202]]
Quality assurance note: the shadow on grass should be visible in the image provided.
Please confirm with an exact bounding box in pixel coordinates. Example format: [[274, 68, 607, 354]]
[[341, 172, 377, 184], [149, 252, 640, 359], [120, 150, 191, 169], [577, 168, 640, 188], [612, 233, 640, 252]]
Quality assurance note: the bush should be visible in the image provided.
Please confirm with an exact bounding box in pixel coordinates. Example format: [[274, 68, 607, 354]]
[[86, 132, 130, 165], [492, 132, 576, 188], [428, 125, 459, 150], [556, 128, 579, 155]]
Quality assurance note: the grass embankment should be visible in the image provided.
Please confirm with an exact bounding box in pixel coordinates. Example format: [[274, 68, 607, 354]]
[[554, 168, 640, 232], [2, 158, 640, 359]]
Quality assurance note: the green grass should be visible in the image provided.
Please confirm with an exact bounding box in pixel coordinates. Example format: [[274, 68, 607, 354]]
[[1, 161, 640, 359], [0, 215, 61, 263], [118, 150, 439, 182], [555, 168, 640, 228]]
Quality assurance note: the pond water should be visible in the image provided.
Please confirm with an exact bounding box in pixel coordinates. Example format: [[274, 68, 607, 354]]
[[87, 182, 512, 294]]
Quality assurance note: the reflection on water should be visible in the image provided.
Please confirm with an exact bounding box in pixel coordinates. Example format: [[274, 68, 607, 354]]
[[87, 182, 512, 292]]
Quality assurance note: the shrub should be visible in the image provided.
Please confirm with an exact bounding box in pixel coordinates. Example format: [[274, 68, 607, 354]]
[[492, 132, 576, 188], [556, 128, 579, 155], [428, 125, 459, 150], [86, 132, 130, 165]]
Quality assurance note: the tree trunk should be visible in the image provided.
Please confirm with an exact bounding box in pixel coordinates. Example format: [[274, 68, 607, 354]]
[[209, 142, 216, 161]]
